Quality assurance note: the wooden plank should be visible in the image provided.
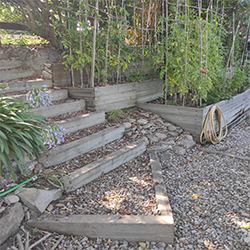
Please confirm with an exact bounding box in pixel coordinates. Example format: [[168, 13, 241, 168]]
[[95, 99, 136, 112], [56, 111, 105, 134], [148, 151, 173, 217], [14, 89, 68, 103], [137, 102, 203, 117], [0, 60, 22, 70], [135, 80, 163, 91], [95, 90, 136, 105], [0, 53, 10, 60], [202, 89, 250, 129], [0, 69, 35, 81], [136, 92, 162, 103], [67, 88, 95, 99], [52, 63, 89, 86], [32, 100, 86, 118], [4, 80, 52, 93], [95, 82, 135, 96], [38, 125, 125, 168], [27, 214, 174, 244], [62, 138, 148, 192], [0, 22, 27, 30], [137, 102, 203, 136]]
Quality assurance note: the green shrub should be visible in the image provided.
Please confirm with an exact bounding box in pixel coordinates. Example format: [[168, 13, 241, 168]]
[[107, 109, 124, 121], [0, 96, 47, 181]]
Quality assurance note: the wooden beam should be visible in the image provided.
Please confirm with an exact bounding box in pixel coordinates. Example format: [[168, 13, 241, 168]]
[[27, 214, 174, 243], [0, 22, 27, 31]]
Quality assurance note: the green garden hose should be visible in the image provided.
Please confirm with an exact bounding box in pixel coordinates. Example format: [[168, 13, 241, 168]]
[[0, 175, 37, 197]]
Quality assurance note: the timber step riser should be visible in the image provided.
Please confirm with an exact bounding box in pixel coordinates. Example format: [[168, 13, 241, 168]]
[[3, 79, 53, 94], [62, 138, 148, 193], [13, 89, 68, 103], [38, 125, 125, 168], [0, 60, 22, 70], [31, 100, 86, 118], [0, 69, 36, 82]]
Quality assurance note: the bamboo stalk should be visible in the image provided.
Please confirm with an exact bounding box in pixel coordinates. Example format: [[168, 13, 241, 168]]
[[241, 17, 250, 68], [67, 0, 75, 87], [105, 0, 111, 84], [115, 0, 123, 84], [141, 1, 145, 68], [183, 0, 189, 106], [154, 0, 157, 48], [84, 0, 90, 84], [90, 0, 99, 88], [164, 0, 169, 105], [198, 0, 203, 107], [79, 0, 83, 87]]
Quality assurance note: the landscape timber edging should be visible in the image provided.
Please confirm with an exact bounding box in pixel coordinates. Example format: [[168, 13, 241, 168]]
[[55, 111, 105, 134], [31, 100, 86, 118], [38, 125, 125, 168], [137, 89, 250, 138], [62, 137, 149, 193], [65, 79, 163, 112], [3, 79, 53, 94], [14, 89, 68, 103], [27, 139, 174, 244]]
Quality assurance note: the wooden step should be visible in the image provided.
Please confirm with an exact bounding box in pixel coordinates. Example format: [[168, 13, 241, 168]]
[[38, 125, 125, 168], [62, 138, 148, 193], [28, 147, 174, 244], [27, 214, 174, 244], [32, 100, 86, 118], [56, 111, 105, 134], [0, 69, 36, 81], [13, 89, 68, 103], [0, 53, 10, 60], [0, 60, 22, 70], [3, 79, 52, 93]]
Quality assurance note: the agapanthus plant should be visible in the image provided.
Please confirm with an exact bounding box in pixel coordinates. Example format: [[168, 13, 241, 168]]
[[27, 85, 52, 108], [42, 124, 66, 149]]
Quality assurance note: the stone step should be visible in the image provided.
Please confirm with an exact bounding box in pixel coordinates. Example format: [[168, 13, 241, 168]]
[[55, 111, 105, 134], [0, 60, 22, 70], [31, 99, 86, 118], [0, 69, 36, 81], [13, 89, 68, 103], [38, 125, 125, 168], [3, 79, 52, 93], [62, 138, 148, 193]]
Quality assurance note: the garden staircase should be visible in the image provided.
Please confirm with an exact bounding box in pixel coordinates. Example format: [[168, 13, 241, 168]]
[[0, 55, 174, 244], [0, 55, 150, 190]]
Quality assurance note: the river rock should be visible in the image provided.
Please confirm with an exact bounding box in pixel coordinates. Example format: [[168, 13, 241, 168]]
[[16, 188, 62, 213], [174, 146, 186, 155], [155, 132, 167, 140], [168, 125, 177, 132], [0, 202, 24, 245], [137, 119, 148, 125], [177, 135, 196, 149], [123, 122, 132, 129]]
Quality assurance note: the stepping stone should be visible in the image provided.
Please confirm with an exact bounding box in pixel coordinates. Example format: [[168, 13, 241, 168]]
[[0, 202, 24, 245], [16, 188, 62, 213]]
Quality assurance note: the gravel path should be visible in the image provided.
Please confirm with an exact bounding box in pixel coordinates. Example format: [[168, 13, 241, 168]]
[[51, 117, 249, 250], [2, 111, 250, 250]]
